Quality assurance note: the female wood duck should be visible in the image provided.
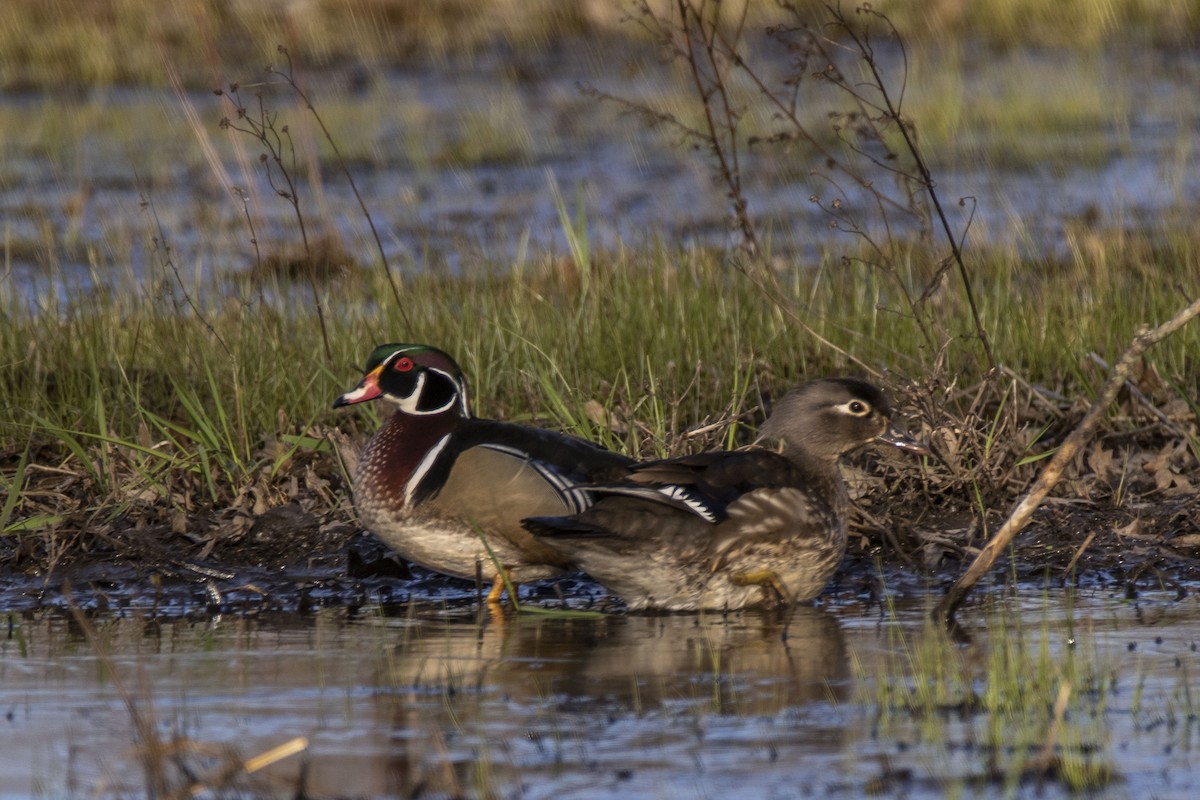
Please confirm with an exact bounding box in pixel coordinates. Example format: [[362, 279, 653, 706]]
[[334, 343, 633, 601], [524, 378, 929, 611]]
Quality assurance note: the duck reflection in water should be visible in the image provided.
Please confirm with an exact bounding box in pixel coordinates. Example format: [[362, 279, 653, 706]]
[[365, 608, 848, 798]]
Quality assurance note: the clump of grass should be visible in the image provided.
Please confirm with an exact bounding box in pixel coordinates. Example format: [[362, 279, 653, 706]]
[[244, 233, 368, 285], [857, 591, 1117, 793], [903, 50, 1136, 172], [889, 0, 1198, 50]]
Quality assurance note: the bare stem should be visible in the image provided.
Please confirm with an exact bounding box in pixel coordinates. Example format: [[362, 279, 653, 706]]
[[139, 191, 233, 361], [831, 4, 996, 371], [221, 80, 334, 366], [677, 0, 759, 255], [934, 294, 1200, 625], [271, 48, 413, 336]]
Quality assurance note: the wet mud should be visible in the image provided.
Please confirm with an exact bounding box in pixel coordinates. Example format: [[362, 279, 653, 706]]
[[2, 495, 1196, 622]]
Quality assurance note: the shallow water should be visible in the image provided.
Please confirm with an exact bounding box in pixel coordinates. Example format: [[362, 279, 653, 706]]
[[4, 587, 1198, 799], [4, 46, 1200, 303]]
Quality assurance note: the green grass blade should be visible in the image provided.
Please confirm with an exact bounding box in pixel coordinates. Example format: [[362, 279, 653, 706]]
[[5, 514, 67, 533], [0, 437, 31, 533], [24, 411, 101, 487]]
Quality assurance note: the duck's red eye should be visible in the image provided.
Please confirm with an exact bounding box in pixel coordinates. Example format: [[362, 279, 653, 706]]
[[394, 356, 415, 372]]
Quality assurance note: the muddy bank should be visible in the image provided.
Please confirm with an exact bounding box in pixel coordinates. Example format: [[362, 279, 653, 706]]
[[6, 389, 1200, 619], [3, 497, 1197, 621]]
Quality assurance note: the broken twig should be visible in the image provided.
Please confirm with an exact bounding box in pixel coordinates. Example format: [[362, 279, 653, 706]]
[[934, 295, 1200, 625]]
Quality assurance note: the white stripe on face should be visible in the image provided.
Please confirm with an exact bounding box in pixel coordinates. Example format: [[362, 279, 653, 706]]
[[391, 368, 465, 416], [395, 372, 427, 414]]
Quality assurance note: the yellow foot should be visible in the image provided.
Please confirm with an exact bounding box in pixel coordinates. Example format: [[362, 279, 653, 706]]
[[486, 574, 504, 604], [476, 559, 514, 607], [486, 572, 514, 606], [730, 569, 793, 609]]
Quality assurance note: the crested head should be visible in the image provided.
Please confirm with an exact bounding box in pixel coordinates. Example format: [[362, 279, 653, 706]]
[[334, 342, 471, 417], [758, 377, 927, 462]]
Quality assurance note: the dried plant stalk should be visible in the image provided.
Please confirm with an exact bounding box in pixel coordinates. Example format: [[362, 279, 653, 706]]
[[934, 294, 1200, 625]]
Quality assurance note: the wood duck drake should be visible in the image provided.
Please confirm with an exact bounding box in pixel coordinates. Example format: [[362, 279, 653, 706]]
[[334, 343, 633, 601], [523, 378, 928, 611]]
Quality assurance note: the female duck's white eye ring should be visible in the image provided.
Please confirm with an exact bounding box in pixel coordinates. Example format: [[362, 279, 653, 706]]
[[837, 399, 871, 417]]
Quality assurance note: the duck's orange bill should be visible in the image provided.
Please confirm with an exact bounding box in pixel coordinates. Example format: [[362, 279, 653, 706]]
[[333, 365, 384, 408]]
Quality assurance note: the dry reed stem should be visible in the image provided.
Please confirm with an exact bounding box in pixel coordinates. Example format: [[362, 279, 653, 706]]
[[1031, 681, 1072, 786], [934, 293, 1200, 625]]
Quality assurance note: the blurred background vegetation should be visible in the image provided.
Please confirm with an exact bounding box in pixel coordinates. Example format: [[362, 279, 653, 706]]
[[1, 0, 1196, 90]]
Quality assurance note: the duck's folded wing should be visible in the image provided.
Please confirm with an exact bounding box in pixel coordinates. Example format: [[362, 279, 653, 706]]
[[411, 419, 633, 511], [617, 449, 803, 521]]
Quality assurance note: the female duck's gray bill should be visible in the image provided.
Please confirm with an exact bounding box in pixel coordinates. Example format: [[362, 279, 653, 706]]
[[875, 422, 930, 455]]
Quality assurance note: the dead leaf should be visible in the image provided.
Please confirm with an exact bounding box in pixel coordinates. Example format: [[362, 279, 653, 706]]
[[1166, 472, 1192, 496], [1168, 534, 1200, 549], [1144, 440, 1188, 492], [1114, 518, 1139, 537], [585, 399, 627, 435], [1114, 518, 1161, 542], [930, 426, 960, 465], [304, 464, 329, 494], [252, 485, 269, 516], [1133, 356, 1167, 401], [1087, 444, 1116, 481]]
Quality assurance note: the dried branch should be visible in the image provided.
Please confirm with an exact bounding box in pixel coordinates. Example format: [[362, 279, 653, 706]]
[[934, 293, 1200, 626], [269, 48, 412, 335], [828, 4, 995, 371], [220, 82, 334, 366], [139, 192, 233, 360], [676, 0, 759, 255]]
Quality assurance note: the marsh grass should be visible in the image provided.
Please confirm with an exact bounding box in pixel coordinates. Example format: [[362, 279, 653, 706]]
[[903, 51, 1139, 172], [3, 210, 1200, 551]]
